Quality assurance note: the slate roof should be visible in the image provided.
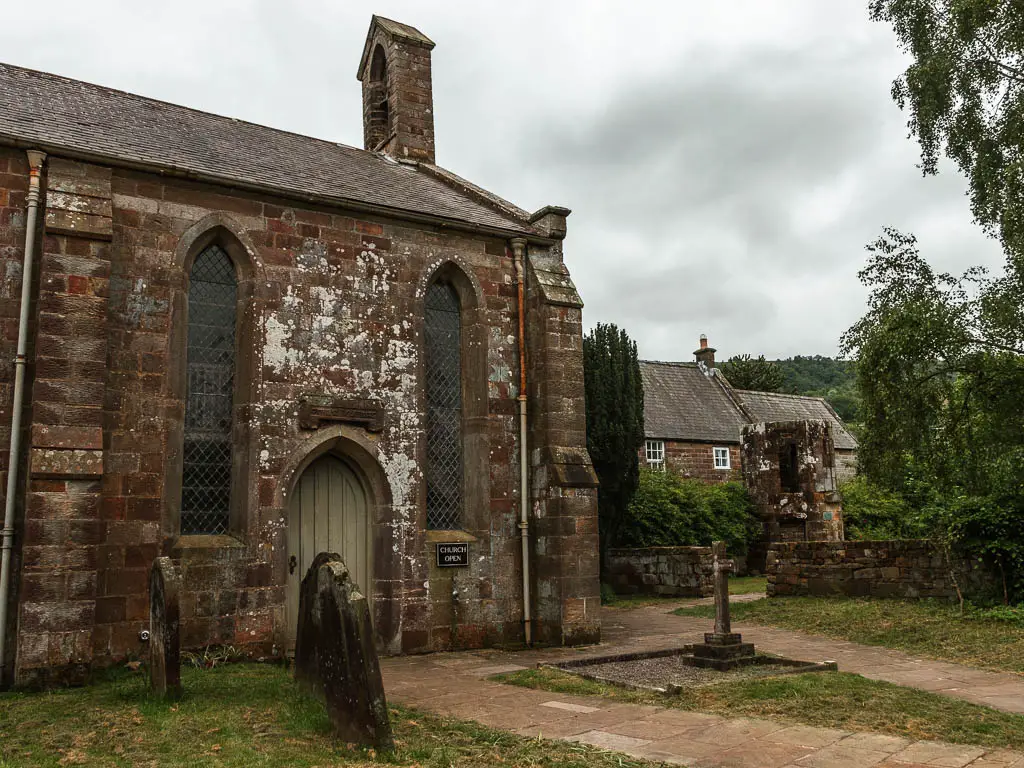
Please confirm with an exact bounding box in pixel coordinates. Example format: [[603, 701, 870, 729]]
[[639, 361, 749, 443], [735, 390, 858, 450], [639, 360, 859, 449], [0, 62, 536, 235]]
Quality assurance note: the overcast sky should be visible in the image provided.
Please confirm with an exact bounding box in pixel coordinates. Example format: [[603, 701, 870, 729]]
[[7, 2, 1005, 360]]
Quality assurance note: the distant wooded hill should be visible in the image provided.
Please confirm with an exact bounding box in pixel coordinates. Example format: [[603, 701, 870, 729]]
[[771, 356, 860, 424]]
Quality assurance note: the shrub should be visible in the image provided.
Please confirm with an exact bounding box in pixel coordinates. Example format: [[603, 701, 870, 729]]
[[619, 469, 759, 553], [840, 476, 930, 540]]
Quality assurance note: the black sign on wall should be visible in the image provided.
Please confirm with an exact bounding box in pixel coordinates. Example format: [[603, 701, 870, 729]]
[[436, 542, 469, 567]]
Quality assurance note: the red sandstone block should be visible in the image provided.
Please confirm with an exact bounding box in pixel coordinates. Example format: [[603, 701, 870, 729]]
[[95, 596, 126, 624], [127, 497, 160, 521], [125, 473, 160, 497], [32, 425, 103, 450], [20, 573, 66, 602], [68, 571, 97, 600], [16, 631, 48, 667], [126, 594, 148, 622], [355, 220, 384, 236], [102, 567, 147, 597], [20, 600, 94, 633]]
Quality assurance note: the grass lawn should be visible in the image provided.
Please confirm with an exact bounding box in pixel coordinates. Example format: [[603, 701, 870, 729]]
[[0, 663, 668, 767], [674, 596, 1024, 674], [604, 575, 767, 610], [495, 667, 1024, 750], [728, 575, 767, 595]]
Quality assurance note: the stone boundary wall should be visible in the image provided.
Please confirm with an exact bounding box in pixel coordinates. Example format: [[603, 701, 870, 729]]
[[604, 547, 713, 597], [767, 540, 993, 600]]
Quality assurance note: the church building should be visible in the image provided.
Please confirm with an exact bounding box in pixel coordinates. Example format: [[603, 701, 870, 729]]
[[0, 16, 600, 687]]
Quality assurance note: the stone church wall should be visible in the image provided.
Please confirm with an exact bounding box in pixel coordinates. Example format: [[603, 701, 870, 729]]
[[1, 150, 599, 685]]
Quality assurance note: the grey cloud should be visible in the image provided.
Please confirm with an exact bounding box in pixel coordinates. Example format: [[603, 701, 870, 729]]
[[4, 1, 1007, 360]]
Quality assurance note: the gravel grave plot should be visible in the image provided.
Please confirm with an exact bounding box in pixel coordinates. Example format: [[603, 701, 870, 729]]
[[570, 655, 798, 689]]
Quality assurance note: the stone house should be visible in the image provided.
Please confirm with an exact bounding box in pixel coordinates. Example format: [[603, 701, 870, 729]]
[[0, 15, 600, 688], [638, 336, 857, 556]]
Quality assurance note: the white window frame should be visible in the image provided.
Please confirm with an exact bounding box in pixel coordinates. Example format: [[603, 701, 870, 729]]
[[645, 439, 665, 471], [713, 446, 731, 470]]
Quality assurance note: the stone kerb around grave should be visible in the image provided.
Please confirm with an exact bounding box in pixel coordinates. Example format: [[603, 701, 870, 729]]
[[295, 551, 393, 750]]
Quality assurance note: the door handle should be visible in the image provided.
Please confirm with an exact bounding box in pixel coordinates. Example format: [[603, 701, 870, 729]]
[[289, 555, 297, 575]]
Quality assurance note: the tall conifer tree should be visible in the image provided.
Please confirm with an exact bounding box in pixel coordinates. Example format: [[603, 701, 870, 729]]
[[583, 323, 644, 555]]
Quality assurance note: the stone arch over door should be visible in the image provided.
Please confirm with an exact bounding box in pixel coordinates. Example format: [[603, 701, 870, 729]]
[[277, 426, 399, 652]]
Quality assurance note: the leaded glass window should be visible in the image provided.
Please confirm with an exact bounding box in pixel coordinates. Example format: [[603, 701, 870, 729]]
[[181, 244, 237, 535], [425, 281, 462, 530]]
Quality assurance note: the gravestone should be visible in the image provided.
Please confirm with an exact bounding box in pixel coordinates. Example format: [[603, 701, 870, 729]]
[[149, 556, 182, 699], [295, 552, 393, 750], [690, 541, 756, 669]]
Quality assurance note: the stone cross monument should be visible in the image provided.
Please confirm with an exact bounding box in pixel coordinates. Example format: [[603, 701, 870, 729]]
[[691, 541, 756, 670], [712, 540, 733, 638]]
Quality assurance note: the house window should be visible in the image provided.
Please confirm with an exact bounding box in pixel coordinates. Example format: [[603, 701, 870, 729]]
[[713, 447, 731, 470], [645, 440, 665, 470], [425, 280, 463, 529], [181, 244, 237, 535]]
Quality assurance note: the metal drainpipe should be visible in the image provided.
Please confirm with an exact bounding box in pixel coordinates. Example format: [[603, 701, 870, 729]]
[[0, 149, 46, 687], [509, 238, 531, 646]]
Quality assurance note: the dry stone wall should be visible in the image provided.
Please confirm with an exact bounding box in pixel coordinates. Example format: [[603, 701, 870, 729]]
[[605, 546, 714, 598], [767, 540, 994, 600]]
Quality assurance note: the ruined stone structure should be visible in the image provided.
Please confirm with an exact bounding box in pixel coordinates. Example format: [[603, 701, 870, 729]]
[[742, 419, 844, 542], [0, 15, 600, 687]]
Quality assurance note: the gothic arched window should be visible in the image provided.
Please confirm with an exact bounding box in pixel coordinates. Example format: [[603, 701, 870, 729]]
[[181, 244, 237, 535], [425, 280, 462, 529]]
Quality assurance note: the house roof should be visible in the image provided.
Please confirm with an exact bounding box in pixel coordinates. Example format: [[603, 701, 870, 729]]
[[640, 360, 859, 450], [0, 62, 536, 236], [734, 390, 859, 450], [639, 361, 749, 443]]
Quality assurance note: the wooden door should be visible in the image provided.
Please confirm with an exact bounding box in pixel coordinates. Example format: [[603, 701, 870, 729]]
[[286, 454, 371, 646]]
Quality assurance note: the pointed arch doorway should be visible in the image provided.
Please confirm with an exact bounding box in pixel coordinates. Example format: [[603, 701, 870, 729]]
[[285, 453, 372, 646]]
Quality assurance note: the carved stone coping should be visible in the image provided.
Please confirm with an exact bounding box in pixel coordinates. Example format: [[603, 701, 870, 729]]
[[298, 397, 384, 432]]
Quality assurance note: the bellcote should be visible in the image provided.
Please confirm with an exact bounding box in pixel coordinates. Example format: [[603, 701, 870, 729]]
[[357, 16, 436, 164]]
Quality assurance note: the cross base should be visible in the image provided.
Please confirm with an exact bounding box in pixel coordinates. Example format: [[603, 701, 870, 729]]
[[690, 631, 757, 670]]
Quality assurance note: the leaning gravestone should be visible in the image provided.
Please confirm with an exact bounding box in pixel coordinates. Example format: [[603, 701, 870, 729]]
[[295, 552, 393, 750], [149, 556, 182, 699]]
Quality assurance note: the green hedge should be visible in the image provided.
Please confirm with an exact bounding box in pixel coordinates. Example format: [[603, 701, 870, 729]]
[[840, 476, 930, 540], [618, 469, 759, 553]]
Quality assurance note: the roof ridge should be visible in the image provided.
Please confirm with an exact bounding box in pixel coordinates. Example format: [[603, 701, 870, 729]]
[[639, 359, 697, 367], [736, 388, 827, 403], [0, 61, 371, 156]]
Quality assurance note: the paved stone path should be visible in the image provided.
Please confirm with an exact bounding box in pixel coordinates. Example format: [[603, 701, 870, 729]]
[[380, 599, 1024, 767]]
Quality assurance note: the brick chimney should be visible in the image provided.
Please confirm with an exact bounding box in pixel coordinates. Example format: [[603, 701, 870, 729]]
[[357, 16, 436, 163], [694, 334, 716, 368]]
